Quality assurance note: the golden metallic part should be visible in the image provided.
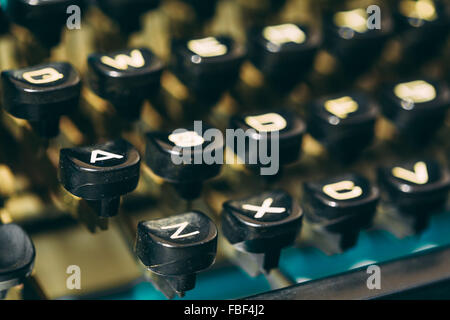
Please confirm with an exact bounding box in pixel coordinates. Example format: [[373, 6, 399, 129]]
[[333, 8, 368, 33], [245, 113, 287, 132], [375, 117, 396, 140], [0, 208, 13, 224], [1, 111, 32, 140], [392, 161, 429, 184], [322, 180, 363, 200], [4, 285, 23, 300], [22, 68, 64, 84], [399, 0, 437, 22], [32, 223, 141, 299], [100, 49, 146, 70], [0, 165, 16, 196], [0, 35, 20, 70], [240, 61, 265, 88], [5, 194, 45, 221], [141, 102, 163, 130], [46, 146, 60, 168], [263, 23, 306, 46], [161, 72, 189, 101], [394, 80, 436, 105], [59, 116, 84, 146], [224, 145, 246, 168], [314, 51, 337, 75], [324, 96, 359, 119], [187, 37, 227, 57], [82, 87, 113, 114], [142, 164, 165, 186], [302, 134, 326, 157]]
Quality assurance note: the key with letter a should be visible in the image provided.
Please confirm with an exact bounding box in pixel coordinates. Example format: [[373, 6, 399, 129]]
[[59, 139, 140, 225], [303, 173, 380, 254]]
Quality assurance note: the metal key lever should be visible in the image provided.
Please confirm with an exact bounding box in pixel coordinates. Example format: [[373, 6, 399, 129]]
[[52, 186, 109, 233], [222, 240, 295, 290]]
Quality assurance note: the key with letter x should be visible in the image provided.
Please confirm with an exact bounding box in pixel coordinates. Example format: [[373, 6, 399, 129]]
[[242, 198, 286, 219], [222, 190, 302, 275]]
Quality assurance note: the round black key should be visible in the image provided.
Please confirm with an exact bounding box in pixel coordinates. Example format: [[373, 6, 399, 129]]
[[230, 110, 306, 170], [303, 173, 379, 251], [2, 0, 85, 47], [87, 47, 164, 120], [378, 159, 450, 214], [136, 211, 217, 293], [307, 92, 378, 161], [145, 124, 224, 199], [222, 190, 302, 272], [247, 23, 320, 91], [323, 6, 394, 74], [171, 35, 246, 100], [393, 0, 450, 67], [96, 0, 160, 34], [379, 79, 450, 144], [0, 223, 35, 296], [304, 173, 379, 221], [59, 139, 140, 217], [1, 62, 81, 137]]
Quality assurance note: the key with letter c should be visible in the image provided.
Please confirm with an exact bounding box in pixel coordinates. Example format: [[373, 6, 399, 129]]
[[303, 173, 380, 253]]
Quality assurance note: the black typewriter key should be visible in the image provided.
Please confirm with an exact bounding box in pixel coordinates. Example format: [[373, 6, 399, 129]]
[[145, 125, 223, 200], [222, 190, 303, 274], [229, 110, 306, 176], [247, 23, 320, 91], [307, 92, 378, 162], [96, 0, 160, 34], [136, 211, 217, 297], [303, 174, 379, 253], [171, 35, 246, 104], [377, 159, 450, 235], [59, 139, 140, 218], [393, 0, 450, 67], [87, 47, 164, 120], [2, 0, 85, 47], [0, 223, 35, 299], [322, 6, 393, 76], [380, 79, 450, 145], [1, 62, 81, 138]]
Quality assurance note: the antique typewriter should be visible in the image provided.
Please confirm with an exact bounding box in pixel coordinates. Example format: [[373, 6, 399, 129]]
[[0, 0, 449, 300]]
